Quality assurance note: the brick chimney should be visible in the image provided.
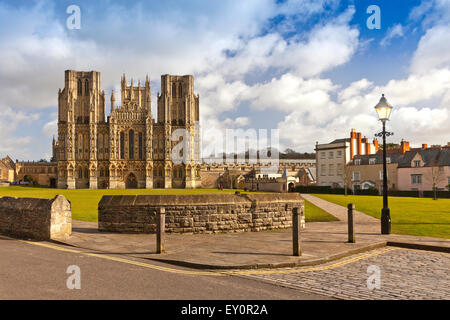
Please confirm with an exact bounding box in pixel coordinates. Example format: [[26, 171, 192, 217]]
[[357, 132, 362, 155], [373, 139, 379, 152], [400, 140, 410, 154], [350, 129, 357, 159], [362, 137, 370, 154]]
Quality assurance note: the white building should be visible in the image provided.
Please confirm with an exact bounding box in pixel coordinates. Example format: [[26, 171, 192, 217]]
[[315, 129, 379, 188]]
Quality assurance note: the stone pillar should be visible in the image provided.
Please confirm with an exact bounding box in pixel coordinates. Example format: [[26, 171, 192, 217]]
[[156, 207, 165, 253]]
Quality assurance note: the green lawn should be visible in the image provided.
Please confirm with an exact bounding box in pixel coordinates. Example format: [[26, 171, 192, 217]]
[[304, 199, 339, 222], [0, 186, 336, 223], [312, 194, 450, 239]]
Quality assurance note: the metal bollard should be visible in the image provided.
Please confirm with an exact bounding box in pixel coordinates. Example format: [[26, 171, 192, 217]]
[[292, 207, 302, 256], [347, 203, 355, 243], [156, 207, 166, 253]]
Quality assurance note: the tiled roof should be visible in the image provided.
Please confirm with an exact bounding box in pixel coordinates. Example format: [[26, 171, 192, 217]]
[[352, 152, 403, 165]]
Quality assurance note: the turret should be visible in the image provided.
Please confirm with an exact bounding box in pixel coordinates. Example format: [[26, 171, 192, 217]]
[[111, 90, 115, 112]]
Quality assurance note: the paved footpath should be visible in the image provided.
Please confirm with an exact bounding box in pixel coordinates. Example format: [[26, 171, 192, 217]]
[[234, 247, 450, 300], [301, 194, 379, 224]]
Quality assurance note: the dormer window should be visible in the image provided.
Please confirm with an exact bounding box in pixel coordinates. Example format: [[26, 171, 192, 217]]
[[354, 159, 361, 165], [386, 157, 391, 164], [414, 160, 420, 167], [369, 158, 376, 165]]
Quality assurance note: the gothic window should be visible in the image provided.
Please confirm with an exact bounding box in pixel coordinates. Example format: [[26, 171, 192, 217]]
[[84, 168, 89, 179], [85, 79, 89, 95], [172, 82, 176, 98], [129, 130, 134, 160], [98, 134, 103, 159], [79, 168, 83, 178], [179, 83, 182, 98], [179, 168, 183, 178], [100, 169, 104, 177], [139, 132, 143, 160], [120, 132, 125, 159], [77, 79, 82, 95], [104, 134, 109, 155]]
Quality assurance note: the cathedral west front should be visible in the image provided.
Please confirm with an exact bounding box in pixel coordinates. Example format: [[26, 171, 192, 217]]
[[56, 70, 201, 189]]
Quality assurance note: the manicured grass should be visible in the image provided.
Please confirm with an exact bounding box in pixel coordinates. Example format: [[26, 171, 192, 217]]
[[312, 194, 450, 239], [304, 199, 339, 222], [0, 187, 247, 222], [0, 186, 337, 223]]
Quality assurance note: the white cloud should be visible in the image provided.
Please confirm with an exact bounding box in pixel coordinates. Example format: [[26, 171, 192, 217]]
[[380, 24, 405, 46]]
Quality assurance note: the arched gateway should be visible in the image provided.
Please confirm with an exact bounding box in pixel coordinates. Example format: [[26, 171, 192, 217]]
[[125, 173, 138, 189]]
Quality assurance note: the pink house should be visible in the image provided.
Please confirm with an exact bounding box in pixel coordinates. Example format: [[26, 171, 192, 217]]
[[397, 147, 450, 191]]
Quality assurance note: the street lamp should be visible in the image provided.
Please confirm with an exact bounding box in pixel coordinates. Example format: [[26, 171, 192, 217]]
[[374, 94, 393, 235]]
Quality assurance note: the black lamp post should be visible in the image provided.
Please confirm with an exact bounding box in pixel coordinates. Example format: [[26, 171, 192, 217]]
[[374, 94, 394, 235]]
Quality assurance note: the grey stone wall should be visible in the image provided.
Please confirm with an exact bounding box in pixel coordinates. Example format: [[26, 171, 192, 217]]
[[0, 195, 72, 240], [98, 193, 304, 234]]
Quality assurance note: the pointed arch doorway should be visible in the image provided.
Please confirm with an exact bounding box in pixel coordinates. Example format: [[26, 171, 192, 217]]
[[125, 173, 138, 189]]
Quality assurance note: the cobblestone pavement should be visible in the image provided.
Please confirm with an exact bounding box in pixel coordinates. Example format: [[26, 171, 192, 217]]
[[230, 248, 450, 300]]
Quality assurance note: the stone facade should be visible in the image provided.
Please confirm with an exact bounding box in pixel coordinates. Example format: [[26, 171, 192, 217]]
[[0, 156, 15, 182], [98, 193, 304, 234], [200, 159, 315, 189], [56, 70, 200, 189], [0, 195, 72, 240]]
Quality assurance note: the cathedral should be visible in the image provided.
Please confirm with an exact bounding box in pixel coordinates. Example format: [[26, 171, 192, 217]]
[[56, 70, 201, 189]]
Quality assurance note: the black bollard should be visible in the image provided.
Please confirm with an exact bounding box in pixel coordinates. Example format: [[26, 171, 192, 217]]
[[292, 207, 302, 256], [347, 203, 355, 243]]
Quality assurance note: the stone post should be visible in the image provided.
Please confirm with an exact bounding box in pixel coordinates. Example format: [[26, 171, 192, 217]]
[[347, 203, 355, 243], [292, 207, 302, 256], [156, 207, 166, 253]]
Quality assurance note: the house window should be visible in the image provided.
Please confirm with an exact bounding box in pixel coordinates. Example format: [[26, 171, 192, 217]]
[[337, 163, 343, 176], [320, 152, 325, 159], [354, 159, 361, 165], [411, 174, 422, 185], [369, 158, 376, 165], [328, 152, 334, 159], [337, 151, 342, 158], [321, 164, 326, 176], [386, 157, 391, 164], [414, 160, 420, 167], [328, 164, 334, 176], [379, 170, 388, 180], [352, 171, 360, 182]]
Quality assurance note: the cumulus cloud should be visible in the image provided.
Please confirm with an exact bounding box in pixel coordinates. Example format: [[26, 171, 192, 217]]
[[1, 0, 449, 159]]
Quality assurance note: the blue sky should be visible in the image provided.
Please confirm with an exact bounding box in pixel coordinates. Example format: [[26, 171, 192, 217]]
[[0, 0, 449, 160]]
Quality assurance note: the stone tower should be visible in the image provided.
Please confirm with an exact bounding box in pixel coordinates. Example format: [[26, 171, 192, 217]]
[[57, 70, 105, 189], [56, 71, 200, 189], [157, 75, 200, 188]]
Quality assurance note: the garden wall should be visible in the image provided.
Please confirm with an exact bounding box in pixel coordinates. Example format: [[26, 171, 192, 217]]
[[0, 195, 72, 240], [98, 193, 304, 234]]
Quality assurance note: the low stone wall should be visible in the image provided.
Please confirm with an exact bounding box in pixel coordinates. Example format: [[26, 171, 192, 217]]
[[98, 193, 304, 234], [0, 195, 72, 240]]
